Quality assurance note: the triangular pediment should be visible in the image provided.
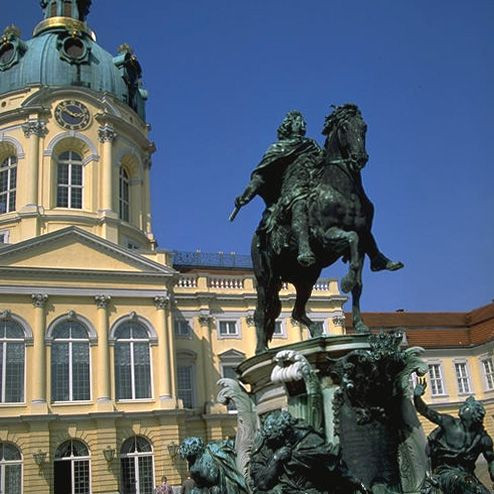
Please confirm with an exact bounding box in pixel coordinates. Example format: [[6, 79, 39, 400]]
[[218, 349, 246, 362], [0, 227, 175, 276]]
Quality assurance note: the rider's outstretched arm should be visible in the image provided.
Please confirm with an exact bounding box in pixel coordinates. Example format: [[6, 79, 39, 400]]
[[236, 173, 264, 207]]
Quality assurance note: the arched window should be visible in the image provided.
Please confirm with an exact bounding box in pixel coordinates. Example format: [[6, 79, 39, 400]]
[[54, 440, 90, 494], [0, 156, 17, 214], [0, 443, 22, 494], [0, 318, 25, 403], [51, 320, 90, 402], [114, 321, 152, 400], [119, 167, 130, 222], [120, 436, 154, 494], [56, 151, 83, 209]]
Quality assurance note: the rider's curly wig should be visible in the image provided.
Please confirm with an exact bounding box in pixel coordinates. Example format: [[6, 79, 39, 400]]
[[277, 110, 306, 139], [322, 103, 361, 136]]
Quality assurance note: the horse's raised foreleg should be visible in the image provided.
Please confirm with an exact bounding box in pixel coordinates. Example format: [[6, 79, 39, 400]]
[[323, 227, 360, 293], [351, 255, 369, 333], [292, 279, 323, 338]]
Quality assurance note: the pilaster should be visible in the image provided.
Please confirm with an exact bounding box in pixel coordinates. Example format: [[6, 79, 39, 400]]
[[95, 295, 112, 411], [98, 123, 118, 242], [199, 311, 215, 411], [31, 293, 48, 413], [154, 294, 175, 408]]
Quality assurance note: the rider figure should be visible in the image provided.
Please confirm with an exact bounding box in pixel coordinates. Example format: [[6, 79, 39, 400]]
[[234, 111, 321, 267]]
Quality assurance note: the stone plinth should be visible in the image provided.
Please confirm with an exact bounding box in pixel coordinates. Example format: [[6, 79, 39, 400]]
[[237, 334, 370, 415]]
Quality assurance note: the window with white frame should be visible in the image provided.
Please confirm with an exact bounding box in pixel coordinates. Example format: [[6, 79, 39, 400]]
[[455, 362, 471, 394], [0, 442, 22, 494], [51, 320, 90, 402], [273, 320, 284, 337], [218, 320, 238, 337], [0, 230, 9, 244], [54, 440, 90, 494], [428, 363, 445, 396], [0, 318, 25, 403], [312, 320, 325, 334], [120, 436, 154, 494], [482, 358, 494, 390], [221, 364, 238, 411], [174, 319, 192, 338], [177, 365, 194, 408], [119, 167, 130, 222], [114, 321, 152, 400], [56, 151, 83, 208], [0, 156, 17, 214]]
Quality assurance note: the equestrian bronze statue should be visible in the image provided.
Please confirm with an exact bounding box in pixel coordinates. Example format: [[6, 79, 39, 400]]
[[232, 104, 403, 354]]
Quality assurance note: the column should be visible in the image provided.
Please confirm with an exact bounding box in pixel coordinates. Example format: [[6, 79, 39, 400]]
[[31, 294, 48, 411], [94, 295, 111, 409], [199, 312, 215, 410], [154, 294, 174, 407], [98, 124, 117, 212], [21, 120, 47, 208]]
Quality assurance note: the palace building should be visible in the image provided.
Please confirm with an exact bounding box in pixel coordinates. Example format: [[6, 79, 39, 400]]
[[0, 2, 492, 493]]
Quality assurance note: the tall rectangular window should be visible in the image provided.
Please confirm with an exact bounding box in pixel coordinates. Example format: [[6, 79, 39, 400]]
[[175, 319, 192, 338], [119, 167, 130, 222], [273, 321, 283, 336], [428, 364, 445, 396], [0, 156, 17, 214], [221, 365, 238, 411], [57, 151, 83, 209], [219, 320, 238, 337], [482, 358, 494, 390], [177, 366, 194, 408], [455, 362, 471, 394], [0, 319, 25, 403]]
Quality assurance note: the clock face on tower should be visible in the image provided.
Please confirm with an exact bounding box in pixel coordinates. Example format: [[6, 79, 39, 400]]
[[54, 100, 91, 130]]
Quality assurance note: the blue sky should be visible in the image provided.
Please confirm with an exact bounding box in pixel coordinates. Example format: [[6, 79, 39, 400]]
[[3, 1, 494, 312]]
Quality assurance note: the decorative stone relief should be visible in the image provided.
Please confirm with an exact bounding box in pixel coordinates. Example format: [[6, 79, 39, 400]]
[[22, 120, 48, 138], [98, 123, 117, 142], [31, 294, 48, 308]]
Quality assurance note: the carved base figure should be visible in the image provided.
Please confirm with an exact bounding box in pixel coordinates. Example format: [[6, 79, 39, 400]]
[[414, 380, 494, 494], [250, 410, 368, 494], [179, 437, 250, 494]]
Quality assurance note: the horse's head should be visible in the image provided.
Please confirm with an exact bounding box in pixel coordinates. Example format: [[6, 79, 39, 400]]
[[322, 103, 369, 171]]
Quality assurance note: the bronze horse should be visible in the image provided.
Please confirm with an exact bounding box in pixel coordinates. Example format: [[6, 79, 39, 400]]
[[250, 104, 402, 354]]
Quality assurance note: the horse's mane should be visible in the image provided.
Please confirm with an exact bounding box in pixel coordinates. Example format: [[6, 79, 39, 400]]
[[322, 103, 361, 136]]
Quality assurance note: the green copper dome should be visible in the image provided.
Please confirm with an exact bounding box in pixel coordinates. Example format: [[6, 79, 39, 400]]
[[0, 1, 147, 119]]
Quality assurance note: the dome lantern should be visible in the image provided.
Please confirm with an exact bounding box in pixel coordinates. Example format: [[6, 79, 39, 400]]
[[40, 0, 92, 22]]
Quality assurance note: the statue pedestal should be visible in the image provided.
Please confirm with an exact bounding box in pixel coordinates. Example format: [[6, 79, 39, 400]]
[[238, 334, 369, 415], [233, 333, 428, 494]]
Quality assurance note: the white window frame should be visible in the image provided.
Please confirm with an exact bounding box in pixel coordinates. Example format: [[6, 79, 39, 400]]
[[428, 363, 446, 396], [0, 442, 22, 494], [114, 322, 154, 402], [56, 151, 83, 209], [51, 323, 92, 403], [119, 167, 130, 222], [273, 319, 287, 339], [0, 321, 25, 404], [0, 155, 17, 214], [454, 361, 471, 395], [481, 357, 494, 391], [120, 437, 155, 494], [220, 363, 239, 413], [218, 320, 240, 339], [0, 229, 10, 244], [174, 319, 192, 339], [54, 440, 91, 494], [176, 364, 195, 409]]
